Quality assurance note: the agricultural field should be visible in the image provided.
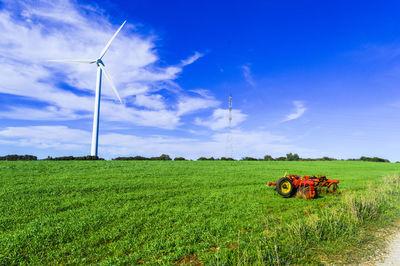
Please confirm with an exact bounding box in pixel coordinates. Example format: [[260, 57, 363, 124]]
[[0, 161, 399, 264]]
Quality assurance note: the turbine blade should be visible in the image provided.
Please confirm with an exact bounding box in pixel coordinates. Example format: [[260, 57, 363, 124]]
[[98, 64, 122, 103], [48, 59, 96, 64], [99, 20, 126, 60]]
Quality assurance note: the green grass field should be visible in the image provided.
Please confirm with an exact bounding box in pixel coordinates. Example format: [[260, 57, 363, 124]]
[[1, 161, 399, 265]]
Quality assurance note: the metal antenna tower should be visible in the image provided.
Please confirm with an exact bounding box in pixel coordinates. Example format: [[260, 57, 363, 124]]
[[225, 95, 233, 158]]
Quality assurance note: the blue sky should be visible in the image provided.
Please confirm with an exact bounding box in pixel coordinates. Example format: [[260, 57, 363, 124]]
[[1, 0, 400, 160]]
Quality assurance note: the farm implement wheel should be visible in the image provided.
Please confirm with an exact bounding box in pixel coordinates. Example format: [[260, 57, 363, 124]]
[[276, 177, 296, 197]]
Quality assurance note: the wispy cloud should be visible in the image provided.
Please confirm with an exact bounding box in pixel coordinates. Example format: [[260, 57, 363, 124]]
[[282, 101, 307, 122], [195, 108, 247, 130], [241, 65, 255, 86], [180, 51, 203, 66], [134, 94, 166, 110], [176, 97, 220, 116], [0, 126, 90, 150], [176, 93, 220, 116]]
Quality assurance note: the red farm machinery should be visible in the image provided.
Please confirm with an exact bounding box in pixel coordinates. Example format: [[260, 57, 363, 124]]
[[268, 174, 339, 199]]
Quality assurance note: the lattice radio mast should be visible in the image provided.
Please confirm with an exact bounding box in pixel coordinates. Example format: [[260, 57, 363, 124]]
[[225, 95, 233, 158]]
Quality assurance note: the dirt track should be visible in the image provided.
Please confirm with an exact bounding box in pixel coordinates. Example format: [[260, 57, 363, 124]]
[[376, 231, 400, 265]]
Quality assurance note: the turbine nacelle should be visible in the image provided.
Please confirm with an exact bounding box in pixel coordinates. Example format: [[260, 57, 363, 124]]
[[96, 59, 105, 66]]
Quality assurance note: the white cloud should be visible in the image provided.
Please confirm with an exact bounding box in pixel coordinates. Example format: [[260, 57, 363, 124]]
[[0, 125, 312, 159], [98, 102, 181, 129], [0, 126, 90, 150], [241, 65, 255, 86], [0, 0, 208, 129], [189, 89, 213, 98], [176, 96, 220, 116], [0, 106, 90, 121], [180, 51, 203, 66], [195, 108, 247, 130], [282, 101, 307, 122], [134, 94, 165, 110]]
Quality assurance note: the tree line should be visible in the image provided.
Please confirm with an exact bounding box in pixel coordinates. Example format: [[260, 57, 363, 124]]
[[44, 155, 104, 161], [0, 154, 38, 161], [0, 155, 103, 161], [113, 154, 172, 161], [0, 153, 393, 162], [191, 153, 391, 162]]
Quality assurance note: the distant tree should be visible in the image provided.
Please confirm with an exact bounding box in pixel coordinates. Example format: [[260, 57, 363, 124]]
[[133, 156, 149, 160], [241, 157, 258, 161], [369, 157, 389, 163], [197, 157, 216, 161], [286, 153, 299, 161], [344, 156, 389, 162], [221, 157, 235, 161], [82, 155, 102, 160], [26, 155, 37, 160], [113, 156, 149, 160], [321, 156, 336, 161], [359, 156, 389, 163], [60, 156, 73, 160], [174, 157, 186, 161], [158, 154, 172, 161], [147, 154, 172, 160], [276, 157, 287, 161], [263, 155, 274, 161]]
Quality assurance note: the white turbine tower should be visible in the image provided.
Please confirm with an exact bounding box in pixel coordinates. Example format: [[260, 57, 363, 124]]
[[50, 21, 126, 157]]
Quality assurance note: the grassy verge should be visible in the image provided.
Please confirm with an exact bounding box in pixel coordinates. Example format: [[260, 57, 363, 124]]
[[0, 161, 399, 264], [207, 174, 400, 265]]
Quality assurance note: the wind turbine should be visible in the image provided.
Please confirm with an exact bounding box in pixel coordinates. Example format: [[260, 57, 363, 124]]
[[50, 21, 126, 156]]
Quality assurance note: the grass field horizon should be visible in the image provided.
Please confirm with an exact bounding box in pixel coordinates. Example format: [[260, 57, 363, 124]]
[[1, 161, 399, 264]]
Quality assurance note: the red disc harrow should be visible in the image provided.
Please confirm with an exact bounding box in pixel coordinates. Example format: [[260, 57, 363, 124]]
[[268, 174, 339, 199]]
